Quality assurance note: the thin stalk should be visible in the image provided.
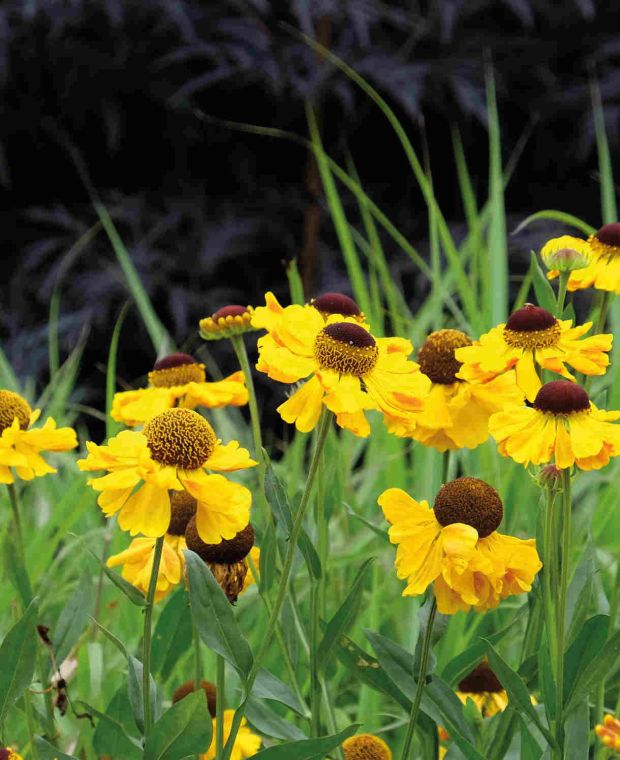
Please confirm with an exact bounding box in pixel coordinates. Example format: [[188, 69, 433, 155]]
[[8, 484, 27, 570], [553, 470, 572, 758], [556, 272, 569, 316], [442, 450, 451, 484], [142, 536, 164, 740], [400, 598, 437, 760], [215, 655, 226, 760], [193, 620, 203, 691], [24, 688, 39, 760], [230, 335, 264, 486], [222, 409, 332, 760]]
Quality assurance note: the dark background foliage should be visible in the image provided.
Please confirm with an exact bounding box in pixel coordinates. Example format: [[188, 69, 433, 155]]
[[2, 0, 619, 426]]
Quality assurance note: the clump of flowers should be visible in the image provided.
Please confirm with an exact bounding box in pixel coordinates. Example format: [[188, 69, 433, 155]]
[[455, 303, 612, 402], [342, 733, 392, 760], [0, 389, 77, 484], [547, 223, 620, 292], [78, 408, 255, 540], [379, 477, 541, 614], [111, 352, 248, 427], [387, 329, 524, 450]]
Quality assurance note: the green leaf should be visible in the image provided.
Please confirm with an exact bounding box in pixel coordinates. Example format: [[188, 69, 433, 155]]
[[34, 736, 80, 759], [78, 699, 142, 753], [565, 544, 595, 646], [185, 549, 253, 681], [483, 640, 556, 748], [564, 615, 611, 709], [246, 697, 307, 741], [537, 640, 555, 720], [512, 211, 596, 237], [88, 548, 146, 606], [2, 531, 33, 607], [106, 300, 131, 438], [529, 252, 557, 314], [92, 689, 143, 760], [254, 668, 307, 716], [53, 572, 93, 665], [128, 654, 160, 734], [519, 715, 545, 760], [144, 689, 212, 760], [317, 558, 374, 670], [564, 700, 590, 760], [151, 589, 193, 679], [251, 725, 359, 759], [0, 597, 38, 724], [258, 522, 277, 593]]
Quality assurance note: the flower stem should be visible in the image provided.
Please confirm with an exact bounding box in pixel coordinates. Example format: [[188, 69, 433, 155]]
[[215, 654, 226, 760], [400, 597, 437, 760], [142, 536, 164, 740], [221, 408, 332, 760], [193, 620, 202, 693], [7, 483, 33, 603], [556, 272, 569, 316]]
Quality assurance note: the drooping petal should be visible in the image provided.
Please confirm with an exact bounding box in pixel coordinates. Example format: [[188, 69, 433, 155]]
[[205, 441, 257, 472]]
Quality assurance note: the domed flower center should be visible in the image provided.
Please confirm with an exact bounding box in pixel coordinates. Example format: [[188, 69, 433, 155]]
[[342, 734, 391, 760], [418, 329, 472, 384], [212, 305, 249, 320], [434, 477, 503, 538], [168, 491, 198, 535], [533, 380, 590, 415], [314, 323, 378, 376], [172, 680, 217, 717], [591, 222, 620, 259], [0, 390, 32, 434], [144, 408, 217, 469], [458, 662, 503, 694], [311, 292, 362, 319], [503, 304, 561, 350], [185, 516, 254, 563], [149, 353, 206, 387]]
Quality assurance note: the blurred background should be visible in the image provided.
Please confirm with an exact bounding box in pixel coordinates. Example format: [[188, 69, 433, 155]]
[[2, 0, 619, 430]]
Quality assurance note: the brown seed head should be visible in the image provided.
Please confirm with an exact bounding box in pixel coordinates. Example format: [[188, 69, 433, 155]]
[[150, 353, 206, 387], [168, 491, 198, 535], [596, 223, 620, 248], [314, 323, 378, 376], [458, 662, 503, 694], [311, 292, 362, 318], [434, 477, 503, 538], [172, 679, 217, 717], [185, 517, 254, 563], [417, 329, 472, 384], [212, 305, 249, 320], [144, 408, 217, 469], [0, 390, 31, 434], [533, 380, 590, 415], [342, 733, 392, 760]]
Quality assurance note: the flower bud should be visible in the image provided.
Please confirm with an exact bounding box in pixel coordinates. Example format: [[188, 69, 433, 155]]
[[540, 236, 591, 272]]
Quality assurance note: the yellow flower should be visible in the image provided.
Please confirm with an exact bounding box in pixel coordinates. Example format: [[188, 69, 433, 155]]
[[199, 305, 257, 340], [107, 533, 186, 602], [342, 733, 392, 760], [596, 714, 620, 753], [489, 380, 620, 470], [386, 330, 524, 451], [455, 661, 509, 718], [78, 408, 256, 541], [379, 478, 541, 615], [0, 748, 24, 760], [455, 304, 612, 402], [201, 710, 261, 760], [548, 224, 620, 293], [0, 390, 77, 484], [111, 353, 248, 427], [541, 235, 592, 272], [253, 294, 429, 436]]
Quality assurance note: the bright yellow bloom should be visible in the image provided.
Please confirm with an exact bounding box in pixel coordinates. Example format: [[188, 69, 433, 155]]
[[201, 710, 261, 760], [548, 224, 620, 293], [0, 390, 77, 484], [455, 304, 612, 402], [342, 733, 392, 760], [199, 305, 258, 340], [111, 353, 247, 427], [78, 408, 256, 541], [596, 714, 620, 753], [455, 662, 509, 718], [253, 294, 429, 436], [107, 533, 186, 602], [386, 330, 524, 451], [489, 380, 620, 470], [0, 748, 23, 760], [541, 235, 592, 272], [379, 478, 541, 615]]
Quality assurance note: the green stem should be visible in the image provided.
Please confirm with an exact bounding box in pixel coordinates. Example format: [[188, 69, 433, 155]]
[[222, 409, 332, 760], [553, 469, 572, 759], [594, 291, 611, 336], [24, 687, 40, 760], [442, 450, 451, 484], [556, 271, 569, 316], [193, 620, 202, 692], [8, 483, 32, 602], [142, 536, 164, 740], [400, 598, 437, 760], [215, 655, 226, 760]]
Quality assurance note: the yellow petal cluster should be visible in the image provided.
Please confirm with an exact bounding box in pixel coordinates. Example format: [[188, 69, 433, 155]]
[[201, 710, 261, 760], [596, 714, 620, 753]]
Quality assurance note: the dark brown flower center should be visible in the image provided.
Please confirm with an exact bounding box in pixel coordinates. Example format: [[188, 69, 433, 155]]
[[153, 353, 196, 371], [150, 353, 205, 387], [314, 323, 378, 376], [167, 491, 198, 535], [504, 304, 560, 350], [458, 662, 503, 694], [434, 477, 503, 538], [144, 408, 217, 469], [533, 380, 590, 414], [212, 305, 248, 320], [311, 292, 362, 318], [172, 680, 217, 717], [417, 329, 472, 384], [0, 390, 31, 434], [185, 517, 254, 563], [595, 223, 620, 248]]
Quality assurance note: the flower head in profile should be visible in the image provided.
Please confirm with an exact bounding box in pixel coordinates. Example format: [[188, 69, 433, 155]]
[[456, 661, 508, 717], [111, 353, 248, 427], [0, 748, 23, 760], [199, 305, 257, 340], [173, 679, 217, 717], [490, 380, 620, 470], [107, 491, 196, 601], [252, 292, 429, 437], [342, 733, 392, 760], [201, 710, 261, 760], [379, 477, 541, 614], [548, 223, 620, 293], [455, 304, 612, 402], [596, 714, 620, 753], [387, 329, 524, 451], [541, 235, 591, 272], [78, 408, 255, 541], [0, 390, 77, 484]]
